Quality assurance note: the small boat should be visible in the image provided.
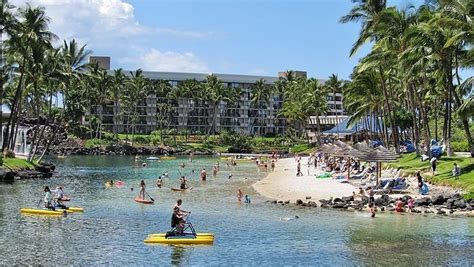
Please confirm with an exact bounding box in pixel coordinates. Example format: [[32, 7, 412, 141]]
[[144, 233, 214, 245], [171, 187, 192, 192], [134, 198, 154, 204], [146, 156, 160, 160], [160, 156, 177, 160]]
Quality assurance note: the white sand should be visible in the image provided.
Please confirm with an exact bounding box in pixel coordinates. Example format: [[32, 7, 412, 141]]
[[253, 157, 357, 203]]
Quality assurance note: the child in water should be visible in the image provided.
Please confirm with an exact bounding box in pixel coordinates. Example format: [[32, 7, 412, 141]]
[[245, 195, 251, 204]]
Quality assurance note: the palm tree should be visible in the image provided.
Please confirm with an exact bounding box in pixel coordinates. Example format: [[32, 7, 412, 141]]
[[324, 74, 344, 135], [3, 4, 57, 154], [110, 68, 125, 138], [125, 69, 148, 145], [340, 0, 387, 56], [202, 74, 228, 136], [251, 78, 272, 136]]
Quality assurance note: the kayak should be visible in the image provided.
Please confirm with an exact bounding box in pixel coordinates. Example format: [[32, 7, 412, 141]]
[[171, 187, 192, 192], [144, 233, 214, 245], [160, 156, 176, 160], [134, 198, 154, 204], [146, 156, 160, 160]]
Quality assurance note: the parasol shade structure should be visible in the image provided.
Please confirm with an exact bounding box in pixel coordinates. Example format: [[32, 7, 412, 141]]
[[359, 146, 399, 185]]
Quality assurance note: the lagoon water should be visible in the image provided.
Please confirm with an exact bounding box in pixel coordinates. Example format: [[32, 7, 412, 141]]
[[0, 156, 473, 265]]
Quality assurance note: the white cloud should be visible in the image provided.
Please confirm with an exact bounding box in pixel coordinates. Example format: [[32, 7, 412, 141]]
[[10, 0, 147, 44], [122, 49, 208, 73]]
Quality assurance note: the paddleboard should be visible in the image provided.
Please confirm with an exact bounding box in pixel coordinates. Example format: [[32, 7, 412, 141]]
[[134, 198, 154, 204], [171, 187, 192, 192]]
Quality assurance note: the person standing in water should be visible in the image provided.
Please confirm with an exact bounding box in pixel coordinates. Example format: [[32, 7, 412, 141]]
[[139, 180, 146, 200], [237, 188, 243, 202], [201, 168, 207, 181], [213, 165, 218, 176]]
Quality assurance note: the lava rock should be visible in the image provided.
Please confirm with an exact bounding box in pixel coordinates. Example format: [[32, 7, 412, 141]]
[[432, 195, 446, 205], [341, 196, 354, 202], [332, 203, 346, 209], [453, 200, 467, 209], [415, 197, 431, 206]]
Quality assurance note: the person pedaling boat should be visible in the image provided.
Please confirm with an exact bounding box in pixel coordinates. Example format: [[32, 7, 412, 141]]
[[43, 186, 55, 210], [168, 199, 192, 236], [52, 186, 68, 209]]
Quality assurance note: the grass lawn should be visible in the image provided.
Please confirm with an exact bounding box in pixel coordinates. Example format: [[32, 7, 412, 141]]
[[2, 158, 37, 170], [386, 153, 474, 199]]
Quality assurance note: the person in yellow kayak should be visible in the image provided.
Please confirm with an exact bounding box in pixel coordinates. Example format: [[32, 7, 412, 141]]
[[171, 199, 189, 234], [44, 186, 55, 210]]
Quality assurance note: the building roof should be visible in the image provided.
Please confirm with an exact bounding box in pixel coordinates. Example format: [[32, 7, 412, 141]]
[[323, 116, 386, 135], [109, 70, 280, 84]]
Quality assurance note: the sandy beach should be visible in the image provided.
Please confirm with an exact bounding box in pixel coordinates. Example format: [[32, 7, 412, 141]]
[[253, 157, 357, 202]]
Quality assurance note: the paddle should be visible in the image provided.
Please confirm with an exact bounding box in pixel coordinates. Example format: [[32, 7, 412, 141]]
[[145, 191, 155, 202]]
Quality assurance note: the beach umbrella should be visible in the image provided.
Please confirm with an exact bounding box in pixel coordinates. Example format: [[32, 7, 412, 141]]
[[360, 146, 399, 185], [333, 140, 366, 179]]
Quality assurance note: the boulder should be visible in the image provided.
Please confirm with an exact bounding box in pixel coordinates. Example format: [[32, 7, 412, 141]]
[[453, 200, 467, 209], [296, 199, 303, 205], [411, 209, 421, 213], [341, 196, 354, 202], [320, 203, 329, 208], [284, 200, 290, 204], [331, 203, 346, 209], [436, 209, 446, 215], [319, 199, 329, 204], [432, 195, 445, 205], [424, 209, 434, 214], [333, 198, 343, 203], [277, 200, 283, 204], [415, 197, 431, 206]]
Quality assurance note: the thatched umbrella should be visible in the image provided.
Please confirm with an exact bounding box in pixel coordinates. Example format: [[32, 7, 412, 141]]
[[360, 146, 399, 185], [316, 144, 334, 154], [333, 140, 366, 179], [352, 142, 374, 154]]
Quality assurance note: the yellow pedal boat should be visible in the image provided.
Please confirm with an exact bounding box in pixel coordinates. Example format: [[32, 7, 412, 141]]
[[144, 233, 214, 245], [20, 207, 84, 216], [160, 156, 177, 160]]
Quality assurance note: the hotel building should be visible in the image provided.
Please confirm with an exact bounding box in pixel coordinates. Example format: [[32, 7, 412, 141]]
[[87, 57, 346, 135]]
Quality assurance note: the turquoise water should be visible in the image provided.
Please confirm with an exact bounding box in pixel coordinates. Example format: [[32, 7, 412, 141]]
[[0, 156, 473, 265]]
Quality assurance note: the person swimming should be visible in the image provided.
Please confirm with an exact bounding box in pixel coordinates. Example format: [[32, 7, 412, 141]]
[[156, 176, 163, 188]]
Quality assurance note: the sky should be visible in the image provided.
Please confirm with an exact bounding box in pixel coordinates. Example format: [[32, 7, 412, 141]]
[[9, 0, 438, 80]]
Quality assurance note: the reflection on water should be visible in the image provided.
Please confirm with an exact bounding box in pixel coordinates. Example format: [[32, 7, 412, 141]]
[[171, 245, 187, 265], [0, 156, 472, 265]]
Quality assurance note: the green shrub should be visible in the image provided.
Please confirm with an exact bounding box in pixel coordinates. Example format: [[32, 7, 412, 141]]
[[85, 138, 114, 148], [452, 141, 469, 152]]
